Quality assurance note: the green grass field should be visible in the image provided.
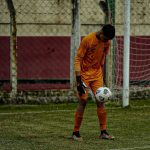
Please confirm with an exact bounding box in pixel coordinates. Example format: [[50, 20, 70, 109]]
[[0, 100, 150, 150]]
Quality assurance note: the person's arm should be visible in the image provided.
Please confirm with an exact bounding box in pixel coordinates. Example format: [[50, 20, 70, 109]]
[[101, 41, 111, 85], [74, 38, 87, 75], [101, 41, 111, 66], [74, 38, 88, 95]]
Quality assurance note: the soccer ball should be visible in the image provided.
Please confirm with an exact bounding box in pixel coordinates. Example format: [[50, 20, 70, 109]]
[[95, 87, 112, 102]]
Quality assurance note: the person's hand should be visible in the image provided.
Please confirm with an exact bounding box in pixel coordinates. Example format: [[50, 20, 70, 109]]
[[76, 76, 87, 96], [77, 81, 87, 96]]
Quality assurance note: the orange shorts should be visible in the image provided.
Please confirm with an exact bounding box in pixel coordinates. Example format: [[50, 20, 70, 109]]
[[78, 76, 103, 100]]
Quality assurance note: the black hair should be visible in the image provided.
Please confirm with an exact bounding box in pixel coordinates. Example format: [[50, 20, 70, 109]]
[[102, 24, 115, 39]]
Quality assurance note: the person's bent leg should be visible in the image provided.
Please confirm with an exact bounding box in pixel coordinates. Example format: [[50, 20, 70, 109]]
[[90, 79, 115, 140], [72, 88, 88, 141], [73, 99, 87, 132], [96, 101, 106, 131]]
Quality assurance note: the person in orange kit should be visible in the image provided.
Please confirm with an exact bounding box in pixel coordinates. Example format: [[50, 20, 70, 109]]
[[72, 24, 115, 141]]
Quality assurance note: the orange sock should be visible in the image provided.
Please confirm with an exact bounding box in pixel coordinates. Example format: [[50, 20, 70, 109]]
[[73, 111, 83, 132], [97, 107, 106, 131]]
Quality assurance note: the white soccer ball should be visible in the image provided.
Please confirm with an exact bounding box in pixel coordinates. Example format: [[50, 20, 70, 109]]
[[95, 87, 112, 102]]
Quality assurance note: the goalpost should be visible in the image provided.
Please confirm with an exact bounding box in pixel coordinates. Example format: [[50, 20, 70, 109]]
[[106, 0, 150, 106], [114, 0, 150, 105], [123, 0, 130, 107]]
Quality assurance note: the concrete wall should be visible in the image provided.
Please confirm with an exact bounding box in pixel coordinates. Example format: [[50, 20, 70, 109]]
[[1, 0, 150, 36], [116, 0, 150, 35]]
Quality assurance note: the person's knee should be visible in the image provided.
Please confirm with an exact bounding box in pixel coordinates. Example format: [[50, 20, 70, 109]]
[[79, 99, 87, 107], [78, 99, 87, 109], [77, 99, 87, 113], [96, 100, 105, 108]]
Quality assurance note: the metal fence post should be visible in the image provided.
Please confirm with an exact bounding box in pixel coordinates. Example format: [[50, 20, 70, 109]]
[[5, 0, 17, 98], [70, 0, 80, 90]]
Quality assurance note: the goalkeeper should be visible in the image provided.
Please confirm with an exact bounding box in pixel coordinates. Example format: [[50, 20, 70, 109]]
[[72, 24, 115, 141]]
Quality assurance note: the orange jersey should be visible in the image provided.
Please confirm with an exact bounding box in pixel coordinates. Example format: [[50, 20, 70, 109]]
[[74, 32, 110, 80]]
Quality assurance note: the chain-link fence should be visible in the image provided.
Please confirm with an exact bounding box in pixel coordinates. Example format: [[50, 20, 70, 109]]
[[0, 0, 150, 103], [1, 0, 72, 93]]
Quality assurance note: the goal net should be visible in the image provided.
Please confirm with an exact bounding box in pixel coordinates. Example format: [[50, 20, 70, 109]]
[[114, 0, 150, 100]]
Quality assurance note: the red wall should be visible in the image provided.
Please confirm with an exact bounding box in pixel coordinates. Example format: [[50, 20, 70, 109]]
[[0, 36, 150, 91], [0, 36, 70, 91]]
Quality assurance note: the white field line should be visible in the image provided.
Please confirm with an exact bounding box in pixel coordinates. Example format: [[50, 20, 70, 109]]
[[0, 110, 74, 115], [0, 105, 149, 115], [109, 145, 150, 150]]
